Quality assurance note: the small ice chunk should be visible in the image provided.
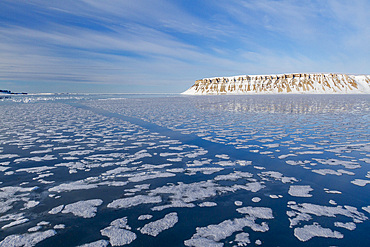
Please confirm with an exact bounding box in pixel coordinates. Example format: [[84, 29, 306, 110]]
[[234, 201, 243, 206], [138, 215, 153, 221], [198, 202, 217, 207], [255, 239, 262, 245], [294, 223, 343, 242], [234, 232, 250, 246], [54, 224, 65, 230], [28, 226, 42, 232], [140, 212, 178, 236], [49, 205, 64, 215], [329, 200, 337, 205], [288, 185, 313, 197], [252, 197, 261, 203], [23, 200, 39, 209], [334, 222, 356, 230]]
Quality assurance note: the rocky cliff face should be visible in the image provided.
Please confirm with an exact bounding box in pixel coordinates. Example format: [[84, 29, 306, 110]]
[[182, 73, 370, 95]]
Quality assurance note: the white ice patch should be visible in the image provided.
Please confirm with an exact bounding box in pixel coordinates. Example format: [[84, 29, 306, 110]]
[[234, 232, 250, 246], [260, 171, 298, 183], [48, 205, 64, 215], [100, 227, 136, 246], [53, 224, 65, 230], [62, 199, 103, 218], [184, 216, 270, 247], [199, 202, 217, 207], [252, 197, 261, 203], [351, 179, 370, 187], [234, 182, 265, 192], [288, 185, 313, 197], [128, 171, 176, 183], [313, 158, 361, 169], [236, 207, 274, 219], [0, 230, 56, 246], [107, 195, 162, 209], [278, 154, 297, 159], [1, 218, 29, 230], [138, 215, 153, 221], [287, 202, 368, 224], [100, 217, 136, 246], [140, 212, 178, 236], [48, 180, 98, 193], [294, 223, 343, 242], [215, 154, 229, 159], [334, 222, 356, 230], [214, 171, 253, 181], [362, 206, 370, 214], [77, 240, 109, 247]]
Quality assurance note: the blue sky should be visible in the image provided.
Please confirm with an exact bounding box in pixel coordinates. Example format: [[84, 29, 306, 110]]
[[0, 0, 369, 93]]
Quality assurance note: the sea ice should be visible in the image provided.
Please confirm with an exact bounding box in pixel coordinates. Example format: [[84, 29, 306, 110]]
[[334, 222, 356, 230], [350, 179, 370, 186], [138, 215, 153, 220], [62, 199, 103, 218], [362, 206, 370, 214], [100, 226, 136, 246], [0, 230, 56, 246], [77, 240, 109, 247], [234, 232, 250, 246], [53, 224, 65, 229], [252, 197, 261, 203], [107, 195, 162, 209], [1, 218, 29, 230], [185, 216, 270, 246], [236, 207, 274, 219], [48, 180, 98, 193], [294, 223, 343, 242], [140, 212, 178, 236], [199, 202, 217, 207], [48, 205, 64, 215], [288, 185, 313, 197]]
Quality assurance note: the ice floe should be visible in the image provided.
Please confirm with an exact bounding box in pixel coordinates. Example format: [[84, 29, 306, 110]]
[[77, 240, 109, 247], [294, 223, 343, 242], [140, 212, 178, 236], [334, 222, 356, 230], [61, 199, 103, 218], [107, 195, 162, 209], [0, 230, 56, 246], [288, 185, 313, 197], [350, 179, 370, 186]]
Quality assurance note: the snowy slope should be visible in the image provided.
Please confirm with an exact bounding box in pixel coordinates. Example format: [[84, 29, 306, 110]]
[[182, 73, 370, 95]]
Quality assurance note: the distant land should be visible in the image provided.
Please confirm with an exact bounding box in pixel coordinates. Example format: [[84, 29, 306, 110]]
[[0, 89, 27, 95], [182, 73, 370, 95]]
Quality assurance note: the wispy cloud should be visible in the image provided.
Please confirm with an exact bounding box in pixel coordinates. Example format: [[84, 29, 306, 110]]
[[0, 0, 369, 93]]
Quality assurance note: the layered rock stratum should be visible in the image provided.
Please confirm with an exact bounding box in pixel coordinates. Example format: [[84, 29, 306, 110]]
[[182, 73, 370, 95]]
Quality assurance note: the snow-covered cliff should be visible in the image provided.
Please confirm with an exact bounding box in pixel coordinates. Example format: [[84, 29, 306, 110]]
[[182, 73, 370, 95]]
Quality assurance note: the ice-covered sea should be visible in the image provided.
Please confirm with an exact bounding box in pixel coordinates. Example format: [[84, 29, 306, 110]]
[[0, 94, 369, 246]]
